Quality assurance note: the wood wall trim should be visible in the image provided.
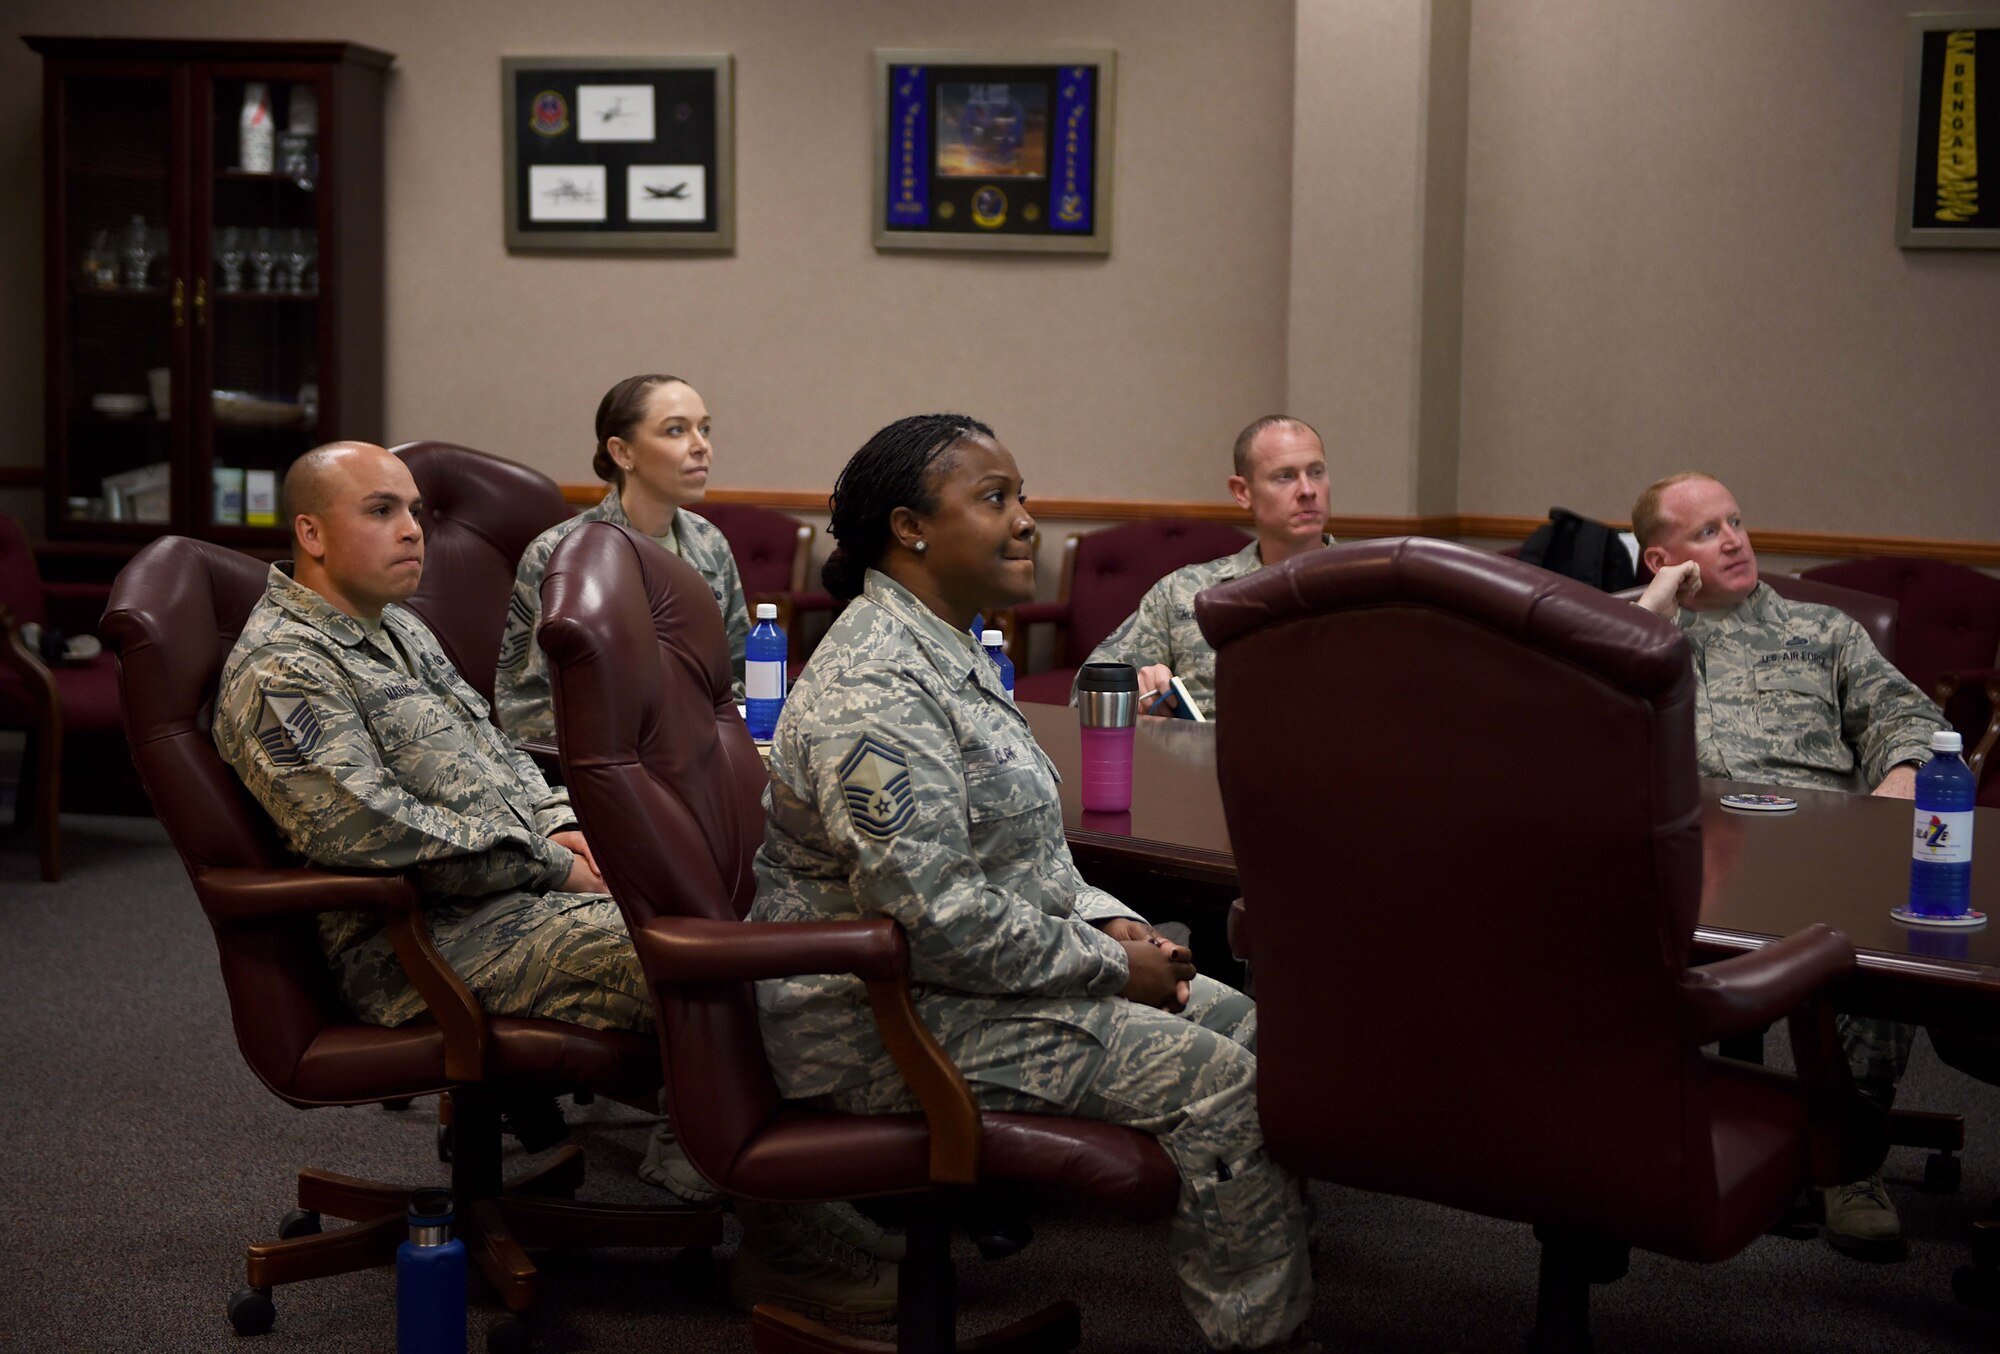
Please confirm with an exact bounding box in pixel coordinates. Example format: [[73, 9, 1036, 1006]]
[[562, 486, 2000, 566]]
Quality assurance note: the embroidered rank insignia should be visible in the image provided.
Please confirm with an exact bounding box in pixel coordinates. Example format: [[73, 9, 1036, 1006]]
[[496, 591, 535, 669], [838, 734, 916, 840], [256, 689, 324, 768]]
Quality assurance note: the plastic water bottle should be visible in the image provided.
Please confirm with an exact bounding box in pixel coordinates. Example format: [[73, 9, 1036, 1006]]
[[981, 629, 1015, 702], [397, 1189, 466, 1354], [1910, 730, 1976, 919], [745, 603, 787, 740]]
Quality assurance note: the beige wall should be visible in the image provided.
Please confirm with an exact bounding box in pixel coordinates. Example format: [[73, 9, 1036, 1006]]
[[0, 0, 1296, 507], [6, 1, 1996, 555], [1457, 0, 2000, 540]]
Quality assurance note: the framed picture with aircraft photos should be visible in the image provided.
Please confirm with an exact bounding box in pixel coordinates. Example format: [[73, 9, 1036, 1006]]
[[502, 55, 733, 250], [874, 49, 1115, 253]]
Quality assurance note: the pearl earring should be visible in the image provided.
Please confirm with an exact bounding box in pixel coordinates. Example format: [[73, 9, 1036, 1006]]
[[913, 540, 928, 554]]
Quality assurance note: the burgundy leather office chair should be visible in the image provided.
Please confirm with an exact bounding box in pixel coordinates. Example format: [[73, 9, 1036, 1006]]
[[1198, 537, 1885, 1352], [537, 521, 1180, 1354], [1800, 557, 2000, 804], [390, 441, 574, 707], [101, 536, 718, 1351], [0, 512, 127, 880], [999, 518, 1249, 705], [692, 502, 841, 662]]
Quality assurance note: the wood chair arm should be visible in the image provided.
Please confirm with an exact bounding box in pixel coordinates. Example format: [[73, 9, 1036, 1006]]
[[385, 909, 490, 1083], [1934, 666, 2000, 783], [634, 915, 982, 1187], [0, 602, 60, 719]]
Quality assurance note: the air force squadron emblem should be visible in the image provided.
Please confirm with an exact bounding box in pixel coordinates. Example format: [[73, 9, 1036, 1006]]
[[257, 688, 324, 768], [838, 734, 916, 840]]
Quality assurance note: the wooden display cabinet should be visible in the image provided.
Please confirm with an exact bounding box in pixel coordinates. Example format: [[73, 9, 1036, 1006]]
[[27, 37, 392, 553]]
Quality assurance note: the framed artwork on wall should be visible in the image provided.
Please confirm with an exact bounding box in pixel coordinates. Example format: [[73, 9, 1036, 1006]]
[[874, 48, 1115, 253], [502, 55, 733, 250], [1898, 13, 1999, 248]]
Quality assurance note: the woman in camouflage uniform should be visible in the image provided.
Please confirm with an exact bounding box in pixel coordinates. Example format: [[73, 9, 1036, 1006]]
[[749, 414, 1317, 1352], [496, 373, 749, 738]]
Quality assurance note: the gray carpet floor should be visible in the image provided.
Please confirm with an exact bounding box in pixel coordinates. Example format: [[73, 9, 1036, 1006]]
[[2, 813, 1998, 1353]]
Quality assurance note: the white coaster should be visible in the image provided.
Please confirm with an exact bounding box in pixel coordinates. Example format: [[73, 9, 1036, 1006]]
[[1889, 906, 1987, 929]]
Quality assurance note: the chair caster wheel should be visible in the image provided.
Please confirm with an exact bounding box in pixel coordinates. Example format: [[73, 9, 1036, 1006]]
[[1953, 1264, 2000, 1311], [487, 1313, 530, 1354], [437, 1122, 452, 1163], [381, 1097, 414, 1112], [571, 1089, 595, 1106], [227, 1286, 275, 1335], [277, 1208, 321, 1240], [1924, 1151, 1962, 1193]]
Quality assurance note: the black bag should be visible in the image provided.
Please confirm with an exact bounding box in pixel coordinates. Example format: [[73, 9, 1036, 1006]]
[[1517, 507, 1638, 592]]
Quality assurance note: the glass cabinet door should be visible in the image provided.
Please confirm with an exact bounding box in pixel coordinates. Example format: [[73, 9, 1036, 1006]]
[[58, 72, 177, 529], [200, 69, 328, 535]]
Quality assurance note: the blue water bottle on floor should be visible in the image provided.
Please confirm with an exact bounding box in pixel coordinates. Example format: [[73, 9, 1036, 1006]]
[[745, 603, 788, 740], [981, 629, 1015, 702], [397, 1188, 465, 1354], [1909, 730, 1976, 919]]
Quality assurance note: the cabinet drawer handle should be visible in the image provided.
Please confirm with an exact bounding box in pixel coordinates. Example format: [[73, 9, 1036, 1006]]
[[194, 278, 207, 326], [171, 277, 184, 327]]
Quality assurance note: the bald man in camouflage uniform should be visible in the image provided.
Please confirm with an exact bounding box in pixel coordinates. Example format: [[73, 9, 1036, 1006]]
[[497, 487, 748, 739], [1634, 472, 1947, 1261], [215, 443, 899, 1319], [1078, 417, 1335, 717], [754, 567, 1312, 1352]]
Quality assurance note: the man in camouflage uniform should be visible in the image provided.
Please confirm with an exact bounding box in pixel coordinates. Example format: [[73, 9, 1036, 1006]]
[[215, 442, 898, 1318], [1633, 471, 1947, 1261], [497, 487, 748, 739], [754, 565, 1313, 1352], [1078, 416, 1335, 716]]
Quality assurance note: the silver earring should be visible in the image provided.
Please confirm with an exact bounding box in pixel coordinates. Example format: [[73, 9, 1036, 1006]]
[[913, 540, 927, 554]]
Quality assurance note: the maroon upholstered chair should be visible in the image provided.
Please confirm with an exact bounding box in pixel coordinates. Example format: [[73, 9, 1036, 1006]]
[[1800, 557, 2000, 804], [538, 521, 1180, 1354], [998, 518, 1250, 705], [101, 536, 717, 1348], [0, 512, 125, 879], [1198, 537, 1885, 1351], [390, 441, 574, 707]]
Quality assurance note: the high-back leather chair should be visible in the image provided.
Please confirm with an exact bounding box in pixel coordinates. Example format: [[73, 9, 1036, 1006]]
[[1000, 518, 1249, 704], [101, 536, 716, 1348], [390, 441, 573, 706], [0, 512, 125, 879], [1800, 556, 2000, 803], [694, 501, 841, 668], [1761, 571, 1900, 664], [538, 521, 1179, 1354], [1197, 536, 1884, 1350]]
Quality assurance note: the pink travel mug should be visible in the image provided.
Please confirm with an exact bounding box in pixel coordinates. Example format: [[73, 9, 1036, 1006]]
[[1076, 662, 1139, 813]]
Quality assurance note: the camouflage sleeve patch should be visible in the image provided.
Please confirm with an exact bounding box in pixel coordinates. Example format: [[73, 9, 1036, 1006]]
[[256, 687, 325, 768], [496, 588, 536, 671], [838, 734, 916, 840]]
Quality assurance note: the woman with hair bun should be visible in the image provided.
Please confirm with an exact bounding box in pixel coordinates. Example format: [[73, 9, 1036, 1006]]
[[496, 374, 749, 739], [744, 414, 1316, 1351]]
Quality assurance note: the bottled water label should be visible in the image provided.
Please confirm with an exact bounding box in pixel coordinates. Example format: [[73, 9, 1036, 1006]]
[[1912, 809, 1974, 865], [747, 661, 786, 701]]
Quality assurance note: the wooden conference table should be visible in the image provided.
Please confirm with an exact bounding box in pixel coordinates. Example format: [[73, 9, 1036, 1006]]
[[1020, 703, 2000, 1028]]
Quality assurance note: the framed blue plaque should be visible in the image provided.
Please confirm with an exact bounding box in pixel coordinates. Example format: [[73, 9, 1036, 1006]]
[[874, 49, 1115, 254]]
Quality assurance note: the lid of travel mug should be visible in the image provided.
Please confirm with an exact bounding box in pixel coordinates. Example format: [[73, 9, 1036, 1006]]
[[1076, 662, 1138, 693]]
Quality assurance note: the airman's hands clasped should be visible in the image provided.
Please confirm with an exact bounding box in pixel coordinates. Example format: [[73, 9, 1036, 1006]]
[[1101, 917, 1195, 1012]]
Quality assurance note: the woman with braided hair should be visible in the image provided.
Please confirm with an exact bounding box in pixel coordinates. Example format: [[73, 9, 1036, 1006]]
[[747, 414, 1318, 1351]]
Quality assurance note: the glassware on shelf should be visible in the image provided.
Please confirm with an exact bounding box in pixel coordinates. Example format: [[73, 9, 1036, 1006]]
[[80, 228, 115, 289], [120, 214, 158, 289], [282, 229, 317, 294], [215, 227, 246, 292], [239, 82, 274, 173], [248, 226, 278, 293]]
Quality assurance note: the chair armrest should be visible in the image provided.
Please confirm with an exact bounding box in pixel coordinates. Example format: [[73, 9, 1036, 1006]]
[[1226, 897, 1248, 961], [0, 603, 58, 716], [633, 915, 908, 984], [194, 866, 424, 924], [1933, 666, 2000, 783], [633, 915, 982, 1187], [384, 910, 488, 1082], [1679, 923, 1853, 1045]]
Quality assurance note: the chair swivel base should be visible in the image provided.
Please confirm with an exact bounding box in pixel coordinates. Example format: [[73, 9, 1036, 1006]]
[[233, 1142, 722, 1334], [751, 1299, 1081, 1354]]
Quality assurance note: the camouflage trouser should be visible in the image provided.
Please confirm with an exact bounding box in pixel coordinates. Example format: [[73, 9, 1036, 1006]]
[[1839, 1015, 1914, 1092], [330, 889, 650, 1033], [826, 975, 1312, 1352]]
